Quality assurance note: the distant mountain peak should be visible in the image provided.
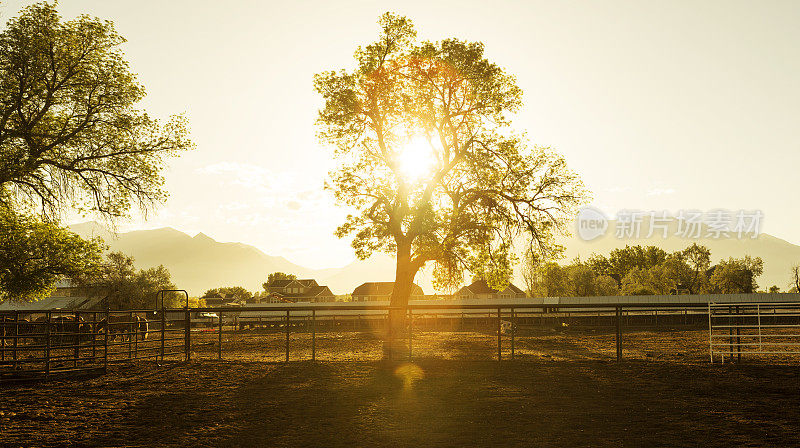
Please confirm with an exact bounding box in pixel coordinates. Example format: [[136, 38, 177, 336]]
[[193, 232, 215, 242]]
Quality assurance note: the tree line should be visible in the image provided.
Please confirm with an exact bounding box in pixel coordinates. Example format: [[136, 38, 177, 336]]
[[521, 244, 785, 297], [199, 273, 298, 305]]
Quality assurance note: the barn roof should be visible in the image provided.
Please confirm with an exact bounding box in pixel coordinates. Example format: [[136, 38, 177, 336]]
[[267, 279, 319, 288]]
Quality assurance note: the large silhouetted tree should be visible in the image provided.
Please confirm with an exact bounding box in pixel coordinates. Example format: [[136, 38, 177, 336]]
[[315, 13, 586, 345]]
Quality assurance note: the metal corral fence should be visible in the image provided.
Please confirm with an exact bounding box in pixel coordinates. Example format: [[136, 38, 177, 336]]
[[3, 298, 798, 380], [188, 302, 713, 363], [709, 302, 800, 363], [0, 309, 190, 381]]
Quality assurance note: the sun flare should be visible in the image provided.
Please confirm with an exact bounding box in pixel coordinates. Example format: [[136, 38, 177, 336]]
[[396, 136, 438, 182]]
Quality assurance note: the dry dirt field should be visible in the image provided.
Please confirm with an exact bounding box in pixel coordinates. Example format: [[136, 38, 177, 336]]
[[2, 329, 800, 447]]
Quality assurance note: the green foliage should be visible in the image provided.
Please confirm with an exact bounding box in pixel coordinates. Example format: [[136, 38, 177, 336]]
[[568, 264, 597, 297], [594, 275, 619, 296], [0, 2, 192, 219], [621, 265, 674, 296], [0, 207, 103, 302], [263, 272, 297, 290], [203, 286, 252, 301], [528, 259, 619, 298], [315, 13, 587, 301], [663, 243, 711, 294], [522, 243, 772, 298], [81, 251, 177, 309], [710, 256, 763, 294], [534, 262, 571, 297], [587, 245, 668, 286]]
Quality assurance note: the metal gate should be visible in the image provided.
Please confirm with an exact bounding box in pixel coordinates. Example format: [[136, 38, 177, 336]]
[[708, 302, 800, 363]]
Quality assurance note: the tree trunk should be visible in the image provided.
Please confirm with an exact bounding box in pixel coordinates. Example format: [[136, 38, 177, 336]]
[[385, 242, 417, 360]]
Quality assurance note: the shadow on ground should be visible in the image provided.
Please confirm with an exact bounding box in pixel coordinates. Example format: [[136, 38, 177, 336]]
[[2, 330, 800, 447]]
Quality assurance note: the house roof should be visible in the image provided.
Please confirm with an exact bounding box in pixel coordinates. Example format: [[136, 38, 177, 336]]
[[267, 279, 319, 288], [267, 279, 294, 288], [457, 279, 525, 296], [265, 279, 332, 299], [352, 282, 424, 297], [270, 285, 334, 300]]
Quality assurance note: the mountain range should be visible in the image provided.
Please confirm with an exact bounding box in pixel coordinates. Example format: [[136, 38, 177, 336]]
[[67, 221, 800, 296], [67, 222, 398, 296]]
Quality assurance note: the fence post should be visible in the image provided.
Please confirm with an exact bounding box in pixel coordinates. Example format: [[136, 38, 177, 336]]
[[728, 305, 733, 363], [311, 310, 316, 361], [736, 305, 741, 363], [128, 311, 133, 360], [218, 311, 223, 361], [615, 306, 622, 361], [407, 307, 413, 361], [74, 310, 80, 368], [184, 307, 191, 362], [511, 308, 515, 360], [160, 307, 166, 362], [285, 310, 290, 363], [91, 312, 97, 360], [134, 312, 139, 363], [45, 311, 51, 374], [12, 311, 18, 370], [1, 313, 5, 363], [757, 304, 762, 351], [104, 309, 109, 371], [133, 311, 139, 362], [497, 308, 502, 362], [708, 303, 713, 363]]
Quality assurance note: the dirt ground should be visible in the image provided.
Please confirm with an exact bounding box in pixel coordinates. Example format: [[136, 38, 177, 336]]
[[2, 329, 800, 447]]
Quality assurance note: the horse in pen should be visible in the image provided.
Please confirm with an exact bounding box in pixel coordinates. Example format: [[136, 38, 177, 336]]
[[97, 314, 150, 342]]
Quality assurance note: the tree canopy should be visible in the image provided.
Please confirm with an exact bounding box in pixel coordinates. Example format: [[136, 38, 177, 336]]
[[203, 286, 252, 301], [521, 244, 772, 297], [263, 272, 297, 290], [315, 13, 586, 308], [0, 207, 103, 301], [709, 256, 763, 294], [587, 245, 668, 287], [0, 2, 191, 219], [79, 251, 177, 309]]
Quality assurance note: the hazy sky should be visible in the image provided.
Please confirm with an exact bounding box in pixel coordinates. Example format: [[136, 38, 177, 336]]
[[2, 0, 798, 268]]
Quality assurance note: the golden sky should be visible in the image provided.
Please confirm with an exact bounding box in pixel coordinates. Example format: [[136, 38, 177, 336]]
[[2, 0, 798, 268]]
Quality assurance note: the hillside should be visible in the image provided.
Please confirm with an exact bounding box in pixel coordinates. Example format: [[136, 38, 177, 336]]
[[68, 222, 325, 296], [68, 221, 800, 296]]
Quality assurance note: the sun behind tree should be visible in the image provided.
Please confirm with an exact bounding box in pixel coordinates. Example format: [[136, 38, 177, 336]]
[[315, 13, 587, 348]]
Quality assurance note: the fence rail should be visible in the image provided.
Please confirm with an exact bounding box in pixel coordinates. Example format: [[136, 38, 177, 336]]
[[0, 308, 188, 380], [1, 300, 787, 380], [708, 302, 800, 363]]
